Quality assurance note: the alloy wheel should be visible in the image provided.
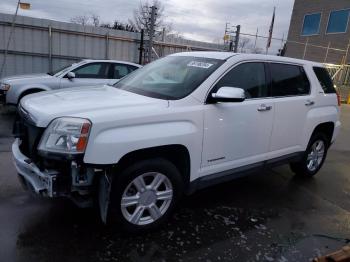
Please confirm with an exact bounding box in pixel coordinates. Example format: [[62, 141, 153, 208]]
[[120, 172, 173, 225], [306, 139, 325, 172]]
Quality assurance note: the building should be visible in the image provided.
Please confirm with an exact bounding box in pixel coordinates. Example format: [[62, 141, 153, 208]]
[[285, 0, 350, 64]]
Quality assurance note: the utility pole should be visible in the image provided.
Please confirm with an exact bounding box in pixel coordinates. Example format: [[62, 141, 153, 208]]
[[138, 29, 144, 65], [254, 27, 259, 49], [224, 24, 240, 52], [161, 27, 165, 57], [233, 25, 241, 53], [223, 22, 230, 49], [147, 5, 157, 63]]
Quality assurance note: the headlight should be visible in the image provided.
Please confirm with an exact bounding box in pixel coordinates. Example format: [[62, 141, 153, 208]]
[[1, 83, 11, 91], [38, 117, 91, 155]]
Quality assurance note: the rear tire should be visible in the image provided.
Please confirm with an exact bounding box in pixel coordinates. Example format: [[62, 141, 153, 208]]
[[290, 133, 329, 177], [108, 158, 184, 233]]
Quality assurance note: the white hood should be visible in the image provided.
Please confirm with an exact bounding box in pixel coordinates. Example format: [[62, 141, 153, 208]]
[[20, 85, 169, 127], [2, 73, 52, 83]]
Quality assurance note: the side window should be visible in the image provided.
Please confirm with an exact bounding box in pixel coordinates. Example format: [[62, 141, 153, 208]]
[[128, 65, 139, 73], [72, 63, 109, 79], [313, 67, 336, 93], [270, 63, 310, 96], [110, 64, 138, 79], [215, 62, 268, 99]]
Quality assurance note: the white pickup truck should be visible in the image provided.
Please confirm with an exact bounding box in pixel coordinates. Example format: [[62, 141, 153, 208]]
[[12, 52, 341, 232]]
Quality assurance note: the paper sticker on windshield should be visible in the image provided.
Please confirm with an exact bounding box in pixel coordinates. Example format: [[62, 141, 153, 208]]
[[187, 61, 213, 69]]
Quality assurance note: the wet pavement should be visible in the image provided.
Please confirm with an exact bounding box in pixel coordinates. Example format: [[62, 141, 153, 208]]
[[0, 104, 350, 262]]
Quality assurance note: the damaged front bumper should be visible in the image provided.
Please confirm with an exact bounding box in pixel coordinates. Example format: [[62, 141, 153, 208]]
[[12, 138, 98, 202], [12, 138, 60, 197], [12, 138, 112, 222]]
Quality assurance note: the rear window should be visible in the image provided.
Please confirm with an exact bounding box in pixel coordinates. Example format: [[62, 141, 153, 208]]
[[270, 63, 310, 96], [313, 67, 336, 94]]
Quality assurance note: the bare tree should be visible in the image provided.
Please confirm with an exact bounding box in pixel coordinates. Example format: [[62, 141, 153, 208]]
[[90, 14, 100, 27], [237, 38, 265, 54], [70, 15, 90, 26], [238, 37, 251, 53], [251, 47, 264, 54], [129, 0, 166, 36], [100, 20, 137, 32], [70, 13, 100, 27]]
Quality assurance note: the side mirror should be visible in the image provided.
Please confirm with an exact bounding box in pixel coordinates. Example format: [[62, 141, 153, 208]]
[[66, 72, 76, 80], [211, 86, 245, 103]]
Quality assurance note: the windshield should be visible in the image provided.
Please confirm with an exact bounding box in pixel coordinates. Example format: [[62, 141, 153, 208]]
[[113, 56, 224, 100], [47, 61, 80, 76]]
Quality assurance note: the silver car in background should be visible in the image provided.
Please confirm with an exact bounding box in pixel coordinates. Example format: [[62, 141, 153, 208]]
[[0, 59, 141, 105]]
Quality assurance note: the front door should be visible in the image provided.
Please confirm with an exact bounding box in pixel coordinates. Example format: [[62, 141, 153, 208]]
[[201, 62, 275, 177], [60, 62, 110, 88]]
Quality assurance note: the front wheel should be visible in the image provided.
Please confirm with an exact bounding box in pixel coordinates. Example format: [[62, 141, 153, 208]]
[[290, 133, 329, 177], [108, 158, 184, 233]]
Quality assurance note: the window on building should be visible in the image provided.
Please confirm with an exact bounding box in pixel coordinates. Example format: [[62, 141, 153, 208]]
[[302, 13, 321, 36], [326, 9, 350, 34]]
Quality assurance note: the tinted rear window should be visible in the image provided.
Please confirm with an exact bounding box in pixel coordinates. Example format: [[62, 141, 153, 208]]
[[313, 67, 336, 93], [270, 63, 310, 96]]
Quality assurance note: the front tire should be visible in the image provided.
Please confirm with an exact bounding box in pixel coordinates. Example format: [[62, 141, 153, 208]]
[[108, 158, 184, 233], [290, 133, 329, 177]]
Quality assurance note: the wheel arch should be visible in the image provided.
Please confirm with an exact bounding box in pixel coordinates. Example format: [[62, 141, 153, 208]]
[[17, 87, 48, 104], [310, 122, 335, 146], [116, 144, 191, 191]]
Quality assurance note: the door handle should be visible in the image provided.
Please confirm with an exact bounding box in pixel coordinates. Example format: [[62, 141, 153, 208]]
[[305, 100, 315, 106], [257, 104, 272, 112]]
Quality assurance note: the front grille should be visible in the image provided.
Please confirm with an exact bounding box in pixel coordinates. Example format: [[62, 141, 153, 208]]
[[13, 112, 44, 160]]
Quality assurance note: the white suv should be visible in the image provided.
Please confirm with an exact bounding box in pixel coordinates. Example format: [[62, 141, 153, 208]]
[[12, 52, 341, 232]]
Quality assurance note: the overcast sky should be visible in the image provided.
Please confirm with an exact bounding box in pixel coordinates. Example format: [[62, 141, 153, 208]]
[[0, 0, 295, 53]]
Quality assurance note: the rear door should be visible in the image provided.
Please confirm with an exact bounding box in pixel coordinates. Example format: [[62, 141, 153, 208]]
[[60, 62, 110, 88], [268, 63, 313, 158], [108, 63, 139, 84]]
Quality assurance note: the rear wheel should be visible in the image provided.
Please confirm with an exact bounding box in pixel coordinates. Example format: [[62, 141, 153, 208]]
[[108, 158, 183, 233], [290, 133, 329, 177]]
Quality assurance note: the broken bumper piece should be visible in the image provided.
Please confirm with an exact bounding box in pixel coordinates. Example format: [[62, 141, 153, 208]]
[[12, 138, 60, 197]]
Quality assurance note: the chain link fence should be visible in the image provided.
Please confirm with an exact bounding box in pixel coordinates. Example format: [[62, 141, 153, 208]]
[[325, 64, 350, 102]]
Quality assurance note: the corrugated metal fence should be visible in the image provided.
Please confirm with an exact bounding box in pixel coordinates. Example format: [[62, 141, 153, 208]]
[[0, 13, 224, 77]]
